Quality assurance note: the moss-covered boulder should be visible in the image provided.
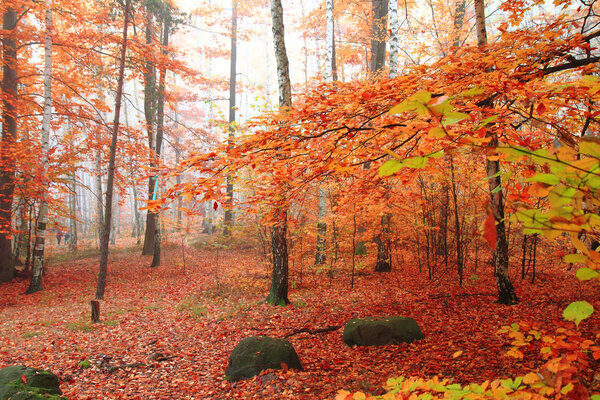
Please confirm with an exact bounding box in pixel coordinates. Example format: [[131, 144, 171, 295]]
[[0, 365, 65, 400], [343, 316, 424, 346], [225, 336, 302, 381]]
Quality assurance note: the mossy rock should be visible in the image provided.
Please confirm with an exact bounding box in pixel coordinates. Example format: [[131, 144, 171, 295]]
[[0, 365, 65, 400], [343, 316, 424, 346], [225, 336, 302, 381]]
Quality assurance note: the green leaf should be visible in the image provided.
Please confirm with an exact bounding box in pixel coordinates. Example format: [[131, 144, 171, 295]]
[[379, 160, 404, 177], [491, 184, 503, 193], [458, 86, 485, 97], [526, 174, 560, 185], [563, 301, 594, 326], [564, 254, 587, 264], [428, 127, 446, 138], [404, 156, 428, 169], [476, 115, 499, 129], [389, 100, 419, 115], [428, 150, 445, 158], [442, 111, 469, 126], [590, 395, 600, 400], [548, 186, 576, 207], [580, 139, 600, 159], [576, 267, 599, 281], [407, 91, 432, 103]]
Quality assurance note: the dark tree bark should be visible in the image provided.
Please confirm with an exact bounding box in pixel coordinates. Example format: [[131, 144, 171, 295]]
[[96, 0, 130, 300], [223, 0, 238, 236], [475, 0, 518, 305], [370, 0, 388, 74], [0, 8, 18, 282], [374, 213, 392, 272], [266, 0, 292, 306], [150, 13, 170, 268], [142, 8, 158, 256]]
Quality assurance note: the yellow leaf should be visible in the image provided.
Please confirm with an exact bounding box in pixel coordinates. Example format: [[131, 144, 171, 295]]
[[528, 182, 553, 197], [561, 382, 574, 394], [452, 350, 463, 358], [335, 390, 351, 400], [352, 391, 367, 400], [428, 127, 447, 138], [523, 373, 541, 385]]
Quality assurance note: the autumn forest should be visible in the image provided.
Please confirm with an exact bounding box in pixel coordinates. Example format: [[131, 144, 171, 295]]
[[0, 0, 599, 398]]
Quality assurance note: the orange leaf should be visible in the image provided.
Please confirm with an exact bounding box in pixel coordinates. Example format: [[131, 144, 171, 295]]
[[483, 211, 497, 250], [452, 350, 463, 358]]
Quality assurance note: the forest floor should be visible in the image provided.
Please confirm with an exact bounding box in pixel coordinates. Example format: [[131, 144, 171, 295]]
[[0, 235, 599, 399]]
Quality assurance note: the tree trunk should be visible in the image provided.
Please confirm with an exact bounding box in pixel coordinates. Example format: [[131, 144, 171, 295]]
[[370, 0, 388, 74], [142, 8, 157, 256], [223, 0, 237, 236], [150, 14, 170, 268], [267, 208, 289, 305], [374, 213, 392, 272], [389, 0, 399, 77], [475, 0, 518, 305], [96, 0, 130, 300], [266, 0, 292, 306], [26, 2, 53, 294], [0, 7, 18, 282]]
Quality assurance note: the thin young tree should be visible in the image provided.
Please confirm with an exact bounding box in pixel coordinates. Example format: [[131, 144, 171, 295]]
[[266, 0, 292, 306], [96, 0, 131, 300], [223, 0, 238, 236], [474, 0, 519, 305], [150, 7, 171, 268], [26, 1, 53, 294]]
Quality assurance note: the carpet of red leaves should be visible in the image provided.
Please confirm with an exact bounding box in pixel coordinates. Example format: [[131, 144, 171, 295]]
[[0, 238, 598, 399]]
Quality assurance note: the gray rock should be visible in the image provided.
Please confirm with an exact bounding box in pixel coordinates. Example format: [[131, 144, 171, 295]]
[[343, 316, 424, 346], [225, 336, 302, 381], [0, 365, 64, 400]]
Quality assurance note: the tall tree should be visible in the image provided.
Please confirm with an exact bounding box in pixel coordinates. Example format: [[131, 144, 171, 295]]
[[0, 6, 19, 282], [474, 0, 518, 305], [223, 0, 238, 236], [389, 0, 399, 77], [266, 0, 292, 306], [142, 6, 158, 256], [96, 0, 130, 300], [370, 0, 388, 73], [150, 7, 171, 268], [26, 1, 53, 294], [315, 0, 336, 265]]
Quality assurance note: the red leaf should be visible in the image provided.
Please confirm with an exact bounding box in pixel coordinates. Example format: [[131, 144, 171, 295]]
[[483, 210, 497, 250], [213, 202, 218, 211], [280, 362, 288, 372], [21, 374, 27, 384]]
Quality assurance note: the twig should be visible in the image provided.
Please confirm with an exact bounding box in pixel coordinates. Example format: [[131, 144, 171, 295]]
[[284, 325, 343, 338], [106, 362, 146, 374]]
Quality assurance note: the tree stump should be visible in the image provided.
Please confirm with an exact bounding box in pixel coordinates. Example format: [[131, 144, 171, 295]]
[[91, 300, 100, 323]]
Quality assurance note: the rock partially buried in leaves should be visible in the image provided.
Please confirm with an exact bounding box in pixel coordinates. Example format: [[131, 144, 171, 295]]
[[225, 336, 302, 381], [0, 365, 65, 400], [343, 316, 424, 346]]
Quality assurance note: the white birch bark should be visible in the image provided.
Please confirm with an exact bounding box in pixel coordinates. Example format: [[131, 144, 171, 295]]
[[26, 1, 53, 294], [389, 0, 399, 77]]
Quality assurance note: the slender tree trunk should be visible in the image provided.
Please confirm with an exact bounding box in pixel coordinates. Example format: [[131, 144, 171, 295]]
[[70, 168, 78, 251], [450, 157, 462, 286], [389, 0, 399, 77], [95, 149, 103, 246], [370, 0, 388, 74], [475, 0, 518, 304], [266, 0, 292, 306], [96, 0, 130, 300], [374, 213, 392, 272], [0, 7, 18, 282], [150, 14, 170, 268], [142, 9, 157, 256], [223, 0, 238, 236], [26, 2, 53, 294]]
